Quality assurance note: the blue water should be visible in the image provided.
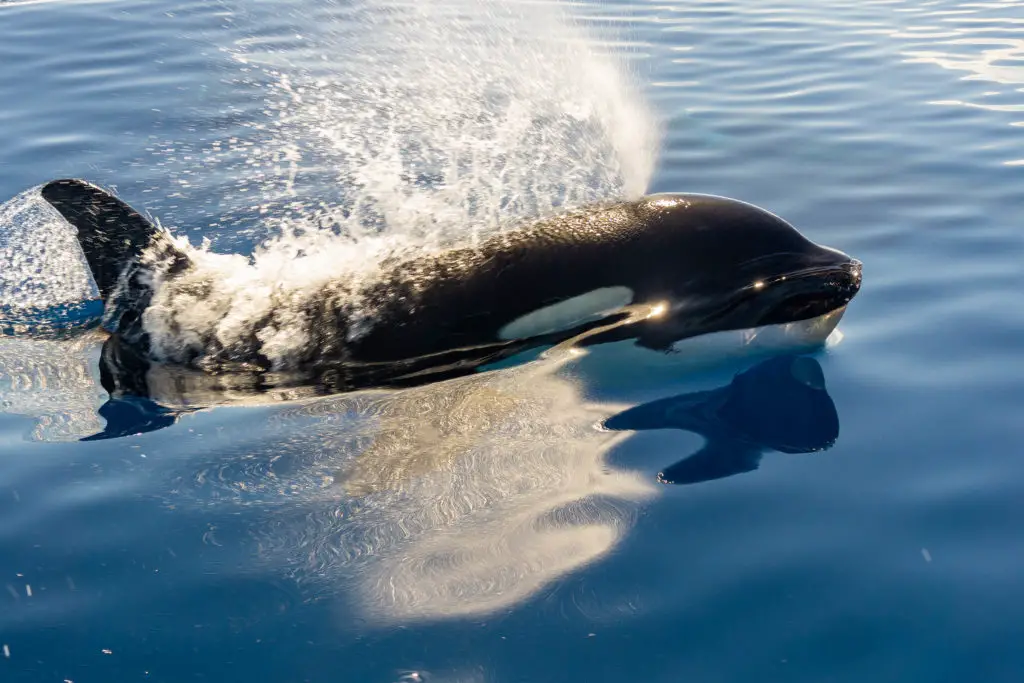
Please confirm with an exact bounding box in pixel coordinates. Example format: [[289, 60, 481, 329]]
[[2, 1, 1024, 682]]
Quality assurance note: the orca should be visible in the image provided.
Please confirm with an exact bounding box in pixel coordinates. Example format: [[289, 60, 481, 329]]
[[7, 179, 861, 395]]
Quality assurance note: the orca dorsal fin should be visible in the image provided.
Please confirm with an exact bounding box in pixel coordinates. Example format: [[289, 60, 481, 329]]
[[40, 179, 161, 300]]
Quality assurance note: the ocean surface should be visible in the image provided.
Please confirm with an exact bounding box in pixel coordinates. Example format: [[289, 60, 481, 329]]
[[2, 0, 1024, 681]]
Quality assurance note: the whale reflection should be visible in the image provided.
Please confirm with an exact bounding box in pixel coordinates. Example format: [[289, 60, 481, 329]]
[[604, 354, 839, 484], [237, 353, 839, 624], [0, 331, 843, 625], [0, 332, 178, 441], [277, 356, 655, 623], [0, 332, 332, 441]]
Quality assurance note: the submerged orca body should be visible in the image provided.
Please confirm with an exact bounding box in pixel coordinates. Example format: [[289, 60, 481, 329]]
[[25, 179, 861, 395]]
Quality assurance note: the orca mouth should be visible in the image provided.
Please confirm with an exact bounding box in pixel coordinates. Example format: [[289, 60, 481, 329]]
[[755, 259, 862, 327]]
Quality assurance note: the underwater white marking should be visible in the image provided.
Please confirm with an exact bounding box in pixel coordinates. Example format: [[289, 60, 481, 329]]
[[498, 286, 634, 340], [669, 308, 847, 357]]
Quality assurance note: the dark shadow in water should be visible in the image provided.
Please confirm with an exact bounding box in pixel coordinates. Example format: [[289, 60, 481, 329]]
[[78, 322, 614, 441], [81, 396, 182, 441], [603, 354, 839, 484], [81, 337, 194, 441], [81, 343, 839, 453]]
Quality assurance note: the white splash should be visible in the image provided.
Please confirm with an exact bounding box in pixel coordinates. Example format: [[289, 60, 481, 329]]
[[219, 0, 658, 241], [0, 188, 100, 316]]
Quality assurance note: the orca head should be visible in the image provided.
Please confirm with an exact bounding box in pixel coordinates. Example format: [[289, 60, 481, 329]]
[[682, 246, 863, 333], [634, 195, 862, 347]]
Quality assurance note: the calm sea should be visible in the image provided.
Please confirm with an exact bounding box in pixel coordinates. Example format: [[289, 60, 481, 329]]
[[1, 0, 1023, 681]]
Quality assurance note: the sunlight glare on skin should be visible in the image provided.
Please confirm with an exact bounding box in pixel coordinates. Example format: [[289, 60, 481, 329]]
[[646, 301, 668, 319]]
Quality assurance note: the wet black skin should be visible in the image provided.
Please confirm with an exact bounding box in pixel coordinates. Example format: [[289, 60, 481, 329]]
[[344, 194, 861, 360], [37, 179, 861, 398]]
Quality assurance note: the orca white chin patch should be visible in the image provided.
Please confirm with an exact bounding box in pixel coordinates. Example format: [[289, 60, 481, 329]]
[[670, 307, 848, 356], [498, 286, 634, 341]]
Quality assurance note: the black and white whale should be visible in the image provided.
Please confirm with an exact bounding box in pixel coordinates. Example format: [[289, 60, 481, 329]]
[[4, 179, 861, 394]]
